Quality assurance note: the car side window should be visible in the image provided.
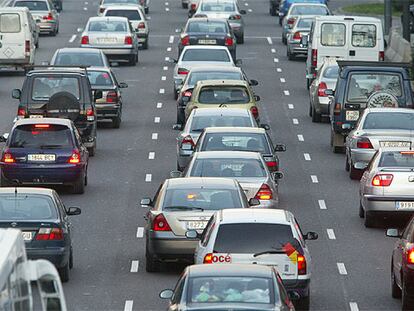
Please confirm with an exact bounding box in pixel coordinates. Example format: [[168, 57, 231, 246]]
[[53, 192, 66, 219], [201, 216, 215, 247], [152, 183, 164, 208], [171, 274, 186, 304]]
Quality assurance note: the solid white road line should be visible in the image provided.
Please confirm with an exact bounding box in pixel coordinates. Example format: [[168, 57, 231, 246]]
[[163, 66, 168, 71], [276, 68, 282, 72], [145, 174, 152, 182], [169, 35, 174, 43], [136, 227, 144, 238], [297, 134, 304, 141], [292, 118, 298, 124], [69, 35, 77, 42], [167, 47, 172, 52], [266, 37, 273, 44], [154, 117, 160, 123], [284, 90, 290, 96], [318, 199, 327, 209], [124, 300, 133, 311], [157, 102, 163, 108], [337, 263, 347, 275], [130, 260, 139, 273], [273, 58, 279, 63], [148, 152, 155, 160], [311, 175, 318, 183], [327, 229, 336, 240], [304, 153, 311, 161], [152, 133, 158, 140], [271, 48, 276, 53], [161, 76, 166, 81], [159, 89, 165, 94], [280, 78, 285, 83], [349, 302, 359, 311], [288, 104, 294, 109]]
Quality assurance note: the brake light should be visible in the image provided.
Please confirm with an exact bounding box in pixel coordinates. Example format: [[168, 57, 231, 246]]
[[265, 161, 277, 168], [152, 214, 172, 231], [2, 150, 14, 163], [293, 31, 301, 40], [182, 90, 192, 97], [106, 91, 118, 103], [407, 247, 414, 264], [81, 36, 89, 45], [181, 135, 194, 149], [17, 108, 26, 116], [36, 228, 63, 240], [34, 124, 50, 128], [287, 17, 296, 26], [178, 68, 189, 75], [124, 36, 133, 45], [297, 254, 306, 275], [311, 49, 317, 67], [86, 107, 95, 121], [43, 13, 53, 20], [379, 51, 385, 61], [181, 35, 190, 46], [25, 40, 30, 54], [255, 184, 273, 200], [372, 174, 393, 187], [250, 106, 258, 119], [137, 22, 145, 29], [68, 150, 81, 164], [203, 253, 213, 264], [191, 3, 196, 10], [356, 138, 373, 149], [317, 82, 328, 97], [230, 14, 241, 20], [99, 7, 105, 13], [333, 103, 341, 116], [225, 37, 233, 46]]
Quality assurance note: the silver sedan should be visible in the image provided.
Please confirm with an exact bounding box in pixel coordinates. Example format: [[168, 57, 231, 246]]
[[359, 149, 414, 227], [345, 108, 414, 180], [286, 16, 312, 60], [80, 16, 139, 65]]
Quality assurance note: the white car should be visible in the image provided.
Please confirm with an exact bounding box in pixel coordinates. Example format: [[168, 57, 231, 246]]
[[188, 208, 318, 310]]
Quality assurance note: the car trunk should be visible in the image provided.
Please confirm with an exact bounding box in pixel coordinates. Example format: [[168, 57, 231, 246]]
[[380, 168, 414, 197], [164, 210, 216, 236], [88, 32, 127, 46], [357, 130, 414, 150], [189, 33, 226, 46], [235, 177, 266, 199]]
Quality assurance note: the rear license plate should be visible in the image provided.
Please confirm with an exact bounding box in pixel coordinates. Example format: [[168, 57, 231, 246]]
[[380, 141, 411, 148], [28, 154, 56, 162], [187, 221, 208, 230], [396, 202, 414, 209], [345, 110, 359, 121], [29, 115, 44, 118], [98, 38, 117, 44], [21, 231, 33, 241], [198, 39, 216, 44]]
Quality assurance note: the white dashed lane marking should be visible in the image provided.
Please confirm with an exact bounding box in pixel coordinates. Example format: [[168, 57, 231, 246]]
[[280, 78, 285, 83], [276, 68, 282, 72], [304, 153, 311, 161], [159, 89, 165, 94], [165, 1, 169, 5], [145, 174, 152, 182], [167, 47, 172, 52], [288, 104, 294, 109], [83, 7, 87, 10], [136, 227, 144, 238], [148, 152, 155, 160], [157, 102, 163, 108], [165, 7, 170, 11], [337, 263, 348, 275], [164, 56, 169, 61], [169, 35, 174, 44], [152, 133, 158, 140], [248, 8, 252, 12], [273, 58, 279, 63], [77, 28, 83, 32], [124, 300, 133, 311], [266, 37, 273, 44], [163, 66, 168, 71], [283, 90, 290, 96], [292, 118, 298, 125], [154, 117, 160, 123], [161, 76, 166, 81], [297, 134, 304, 141], [271, 48, 276, 53], [349, 302, 359, 311], [311, 175, 318, 183], [327, 229, 336, 240], [69, 35, 77, 43], [130, 260, 139, 272], [318, 199, 327, 209]]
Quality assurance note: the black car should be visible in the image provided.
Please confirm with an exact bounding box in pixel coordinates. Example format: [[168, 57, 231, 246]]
[[178, 18, 237, 60], [50, 47, 110, 68], [0, 187, 81, 282], [269, 0, 280, 16], [328, 61, 414, 153], [12, 67, 100, 156]]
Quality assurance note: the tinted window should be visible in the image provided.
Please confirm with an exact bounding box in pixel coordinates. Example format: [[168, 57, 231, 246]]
[[321, 23, 345, 46], [0, 195, 57, 220], [352, 24, 376, 47], [87, 71, 114, 87], [189, 277, 275, 304], [297, 18, 313, 28], [54, 52, 104, 67], [198, 86, 250, 104], [363, 112, 414, 130], [105, 9, 141, 20], [182, 49, 230, 62], [188, 72, 242, 86], [0, 14, 20, 33], [290, 5, 328, 15], [323, 65, 339, 79], [32, 76, 80, 100], [14, 0, 48, 10], [214, 223, 302, 253], [190, 158, 266, 178], [10, 124, 73, 148], [380, 152, 414, 168], [201, 133, 270, 153], [347, 73, 402, 101], [200, 2, 235, 11], [187, 21, 227, 33], [190, 116, 252, 131], [88, 20, 128, 32]]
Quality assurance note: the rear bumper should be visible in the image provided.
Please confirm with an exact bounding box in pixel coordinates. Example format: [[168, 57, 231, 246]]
[[288, 42, 307, 54], [0, 56, 31, 65], [27, 246, 70, 268], [81, 45, 136, 56], [37, 22, 57, 32], [363, 195, 414, 213], [96, 104, 120, 119], [283, 278, 310, 299]]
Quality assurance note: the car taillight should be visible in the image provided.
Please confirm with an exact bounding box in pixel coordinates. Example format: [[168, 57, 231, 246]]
[[255, 184, 273, 200], [250, 106, 258, 119], [317, 82, 328, 97], [25, 40, 30, 54], [43, 13, 53, 20], [225, 37, 233, 46], [68, 150, 81, 164], [36, 228, 63, 240], [86, 107, 95, 121], [356, 138, 373, 149], [124, 36, 133, 45], [292, 31, 301, 40], [99, 7, 105, 13], [190, 3, 196, 10], [137, 22, 145, 29], [311, 49, 317, 67], [182, 90, 192, 97], [203, 253, 213, 264], [106, 91, 118, 103], [333, 103, 341, 116], [265, 160, 277, 168], [379, 51, 384, 61], [178, 68, 189, 75], [287, 17, 296, 26], [2, 150, 14, 163], [152, 214, 172, 231], [407, 247, 414, 264], [230, 14, 241, 20], [372, 174, 393, 187], [298, 254, 306, 275], [181, 35, 190, 46], [17, 108, 26, 116], [181, 135, 194, 149], [81, 36, 89, 45]]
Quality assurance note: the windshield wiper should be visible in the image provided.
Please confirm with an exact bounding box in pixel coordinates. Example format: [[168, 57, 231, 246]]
[[39, 144, 64, 149], [253, 249, 285, 257], [163, 206, 204, 211]]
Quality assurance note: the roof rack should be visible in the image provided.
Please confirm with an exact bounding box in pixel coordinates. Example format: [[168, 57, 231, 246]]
[[337, 61, 411, 68], [23, 65, 90, 73]]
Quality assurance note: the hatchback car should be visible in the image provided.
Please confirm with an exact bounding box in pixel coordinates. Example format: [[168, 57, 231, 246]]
[[81, 16, 139, 65], [50, 48, 110, 68], [189, 208, 318, 310], [181, 151, 283, 208], [159, 264, 296, 311], [141, 177, 257, 272], [0, 188, 81, 282], [286, 16, 313, 60], [0, 118, 89, 194], [359, 149, 414, 227], [345, 108, 414, 179]]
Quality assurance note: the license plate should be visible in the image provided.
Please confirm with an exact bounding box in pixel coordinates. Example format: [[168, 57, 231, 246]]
[[346, 110, 359, 121], [187, 221, 208, 230], [380, 141, 411, 148], [28, 154, 56, 162], [98, 38, 117, 44], [396, 202, 414, 209], [21, 231, 33, 241], [198, 39, 216, 44], [29, 115, 44, 118]]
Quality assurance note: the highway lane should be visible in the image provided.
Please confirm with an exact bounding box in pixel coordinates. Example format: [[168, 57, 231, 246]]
[[0, 0, 404, 310]]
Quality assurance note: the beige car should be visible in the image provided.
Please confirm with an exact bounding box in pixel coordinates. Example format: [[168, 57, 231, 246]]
[[184, 79, 260, 121]]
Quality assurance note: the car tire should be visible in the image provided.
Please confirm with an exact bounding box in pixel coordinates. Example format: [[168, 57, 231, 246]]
[[306, 78, 311, 90], [345, 154, 350, 171], [269, 6, 276, 16], [295, 294, 310, 311], [359, 201, 364, 218], [58, 262, 70, 282], [349, 164, 361, 180], [143, 38, 149, 50], [391, 264, 402, 298], [308, 102, 312, 117], [51, 29, 57, 36], [177, 109, 185, 125], [311, 105, 321, 123], [279, 17, 282, 26], [112, 116, 121, 128], [72, 173, 85, 194], [87, 143, 96, 157], [177, 161, 183, 171], [129, 54, 137, 66], [282, 36, 287, 45], [174, 86, 179, 100], [402, 279, 414, 310], [145, 7, 149, 14], [237, 34, 244, 44], [145, 250, 160, 272], [35, 40, 39, 48], [364, 211, 375, 228], [69, 247, 74, 269], [0, 174, 11, 187]]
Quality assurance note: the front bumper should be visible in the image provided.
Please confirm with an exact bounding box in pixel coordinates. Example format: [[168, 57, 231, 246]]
[[26, 246, 70, 268], [350, 148, 376, 166]]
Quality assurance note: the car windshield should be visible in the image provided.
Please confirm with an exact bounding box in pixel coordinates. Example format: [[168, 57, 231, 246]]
[[214, 223, 302, 254], [200, 2, 235, 12], [201, 133, 270, 153], [0, 195, 57, 220], [198, 86, 250, 104], [190, 158, 266, 178], [380, 152, 414, 168], [290, 5, 328, 15], [182, 49, 230, 62], [190, 116, 253, 131], [189, 276, 276, 304], [88, 20, 128, 32], [188, 72, 242, 86], [31, 76, 80, 100], [54, 52, 104, 67], [87, 71, 114, 87], [163, 188, 242, 210], [347, 73, 402, 102], [9, 124, 73, 148], [14, 1, 48, 10], [187, 21, 227, 33], [323, 65, 339, 79], [296, 18, 313, 28], [105, 9, 141, 20], [362, 112, 414, 130]]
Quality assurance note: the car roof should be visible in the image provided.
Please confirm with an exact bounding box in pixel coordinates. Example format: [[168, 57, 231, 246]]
[[203, 127, 265, 134], [189, 66, 242, 74], [103, 5, 143, 10], [187, 17, 227, 23], [193, 107, 251, 116], [14, 117, 73, 127], [166, 177, 238, 189], [0, 187, 55, 196], [56, 48, 102, 54], [218, 208, 291, 225], [290, 2, 327, 7], [188, 263, 274, 278], [88, 16, 129, 22], [196, 79, 248, 87], [182, 45, 230, 51], [194, 150, 261, 159], [315, 15, 381, 23], [365, 108, 414, 114], [27, 68, 87, 75]]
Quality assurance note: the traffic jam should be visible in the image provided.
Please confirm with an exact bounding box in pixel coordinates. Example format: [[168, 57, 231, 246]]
[[0, 0, 412, 310]]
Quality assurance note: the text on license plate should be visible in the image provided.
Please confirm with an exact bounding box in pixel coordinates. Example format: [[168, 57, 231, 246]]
[[396, 202, 414, 209], [21, 231, 33, 241], [29, 115, 44, 118], [198, 39, 216, 44], [187, 221, 208, 230], [28, 154, 56, 162], [345, 110, 359, 121], [98, 38, 117, 43], [380, 141, 411, 148]]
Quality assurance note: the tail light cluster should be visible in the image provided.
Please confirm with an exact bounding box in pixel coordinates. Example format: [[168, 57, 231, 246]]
[[407, 247, 414, 264], [287, 17, 296, 27], [124, 36, 133, 45], [36, 228, 63, 240], [372, 174, 393, 187], [229, 14, 241, 20], [178, 67, 189, 75], [311, 49, 317, 68], [297, 254, 306, 275], [86, 107, 95, 121], [225, 37, 233, 46], [356, 138, 373, 149], [180, 135, 194, 150], [43, 13, 53, 20], [265, 160, 278, 169], [17, 108, 26, 117], [250, 106, 258, 119], [106, 91, 118, 103], [255, 184, 273, 200], [99, 7, 105, 13], [152, 214, 171, 231], [190, 3, 196, 10], [317, 82, 328, 97], [81, 36, 89, 45], [181, 35, 190, 46], [68, 150, 81, 164], [25, 40, 30, 55], [2, 150, 14, 163], [137, 22, 145, 29], [292, 31, 301, 41], [182, 90, 192, 98], [379, 51, 385, 61], [203, 253, 213, 264]]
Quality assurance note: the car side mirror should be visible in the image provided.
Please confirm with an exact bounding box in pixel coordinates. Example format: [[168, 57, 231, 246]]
[[304, 231, 318, 240], [239, 9, 246, 14], [12, 89, 21, 99], [271, 171, 283, 181], [248, 198, 260, 206], [167, 57, 177, 63], [274, 144, 286, 152], [324, 89, 334, 96], [118, 82, 128, 88], [170, 170, 182, 178], [159, 289, 174, 300], [66, 207, 81, 216], [185, 230, 200, 239], [172, 124, 183, 130], [254, 95, 261, 102], [386, 228, 401, 238], [300, 35, 309, 48], [353, 162, 368, 170], [94, 90, 103, 100], [0, 133, 8, 143], [235, 59, 243, 66], [249, 79, 258, 86], [260, 124, 270, 130], [140, 197, 152, 206]]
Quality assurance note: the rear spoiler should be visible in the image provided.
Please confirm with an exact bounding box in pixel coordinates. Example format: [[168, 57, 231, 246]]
[[337, 61, 411, 69], [23, 65, 90, 74]]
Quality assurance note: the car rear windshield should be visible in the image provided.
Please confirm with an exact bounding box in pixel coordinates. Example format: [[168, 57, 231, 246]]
[[214, 223, 302, 254], [9, 124, 73, 148], [198, 86, 250, 104], [0, 194, 57, 220], [163, 188, 242, 210], [190, 116, 252, 131], [88, 20, 128, 32], [188, 72, 242, 86], [323, 65, 339, 79], [200, 3, 235, 11], [0, 13, 21, 33], [190, 158, 266, 178], [296, 18, 313, 28], [15, 0, 48, 10], [362, 112, 414, 131], [105, 9, 141, 20], [352, 24, 376, 48], [32, 76, 80, 100], [347, 73, 402, 102], [182, 49, 230, 62], [54, 52, 104, 67], [201, 133, 270, 153], [380, 152, 414, 168], [321, 23, 345, 46], [290, 5, 328, 15], [188, 277, 275, 304], [87, 71, 114, 87], [187, 21, 227, 33]]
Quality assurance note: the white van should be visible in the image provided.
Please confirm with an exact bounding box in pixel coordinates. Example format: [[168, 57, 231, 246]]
[[0, 7, 37, 69], [305, 16, 384, 88]]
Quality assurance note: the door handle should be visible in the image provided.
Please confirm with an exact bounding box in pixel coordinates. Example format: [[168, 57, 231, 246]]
[[349, 50, 355, 56]]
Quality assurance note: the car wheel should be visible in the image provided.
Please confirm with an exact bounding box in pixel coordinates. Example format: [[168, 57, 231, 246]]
[[349, 163, 361, 180], [112, 115, 121, 128], [311, 105, 321, 122], [279, 17, 282, 26], [177, 161, 183, 171], [364, 211, 375, 228], [129, 54, 137, 66], [35, 40, 39, 48], [143, 38, 149, 49], [58, 262, 70, 282], [177, 109, 185, 125], [145, 7, 149, 14], [282, 36, 287, 45], [306, 78, 311, 90], [391, 264, 402, 298], [402, 279, 414, 310], [0, 174, 11, 187], [87, 144, 96, 157], [145, 250, 160, 272], [295, 293, 310, 311], [269, 6, 276, 16], [237, 34, 244, 44], [72, 172, 85, 194], [50, 29, 57, 36], [174, 86, 179, 100], [359, 201, 364, 218], [69, 248, 74, 269], [345, 154, 350, 171]]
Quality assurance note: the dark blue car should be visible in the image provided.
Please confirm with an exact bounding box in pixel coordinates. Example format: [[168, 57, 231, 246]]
[[278, 0, 327, 25], [0, 118, 89, 194]]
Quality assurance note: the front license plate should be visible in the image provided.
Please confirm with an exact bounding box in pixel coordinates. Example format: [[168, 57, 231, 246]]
[[198, 39, 216, 44], [28, 154, 56, 162], [396, 202, 414, 209], [21, 231, 33, 241], [380, 141, 411, 148], [187, 221, 208, 230], [346, 110, 359, 121], [29, 115, 44, 118]]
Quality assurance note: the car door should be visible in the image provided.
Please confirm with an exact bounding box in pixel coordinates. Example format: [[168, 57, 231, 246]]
[[349, 22, 381, 61], [317, 20, 349, 65], [394, 221, 414, 287], [169, 273, 187, 311], [0, 12, 26, 62]]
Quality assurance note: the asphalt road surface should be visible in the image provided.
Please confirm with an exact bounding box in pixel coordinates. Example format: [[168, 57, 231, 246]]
[[0, 0, 402, 310]]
